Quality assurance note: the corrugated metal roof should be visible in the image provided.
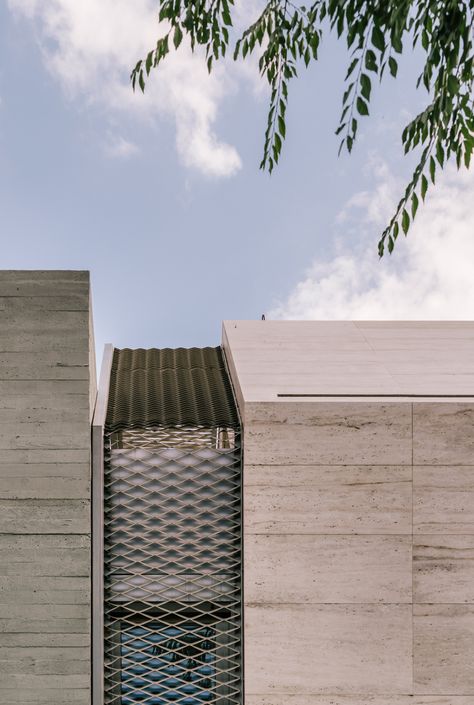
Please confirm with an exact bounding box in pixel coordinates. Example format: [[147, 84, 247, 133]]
[[105, 347, 239, 430]]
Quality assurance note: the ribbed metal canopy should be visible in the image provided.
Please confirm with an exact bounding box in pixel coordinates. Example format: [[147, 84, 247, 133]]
[[106, 346, 239, 431]]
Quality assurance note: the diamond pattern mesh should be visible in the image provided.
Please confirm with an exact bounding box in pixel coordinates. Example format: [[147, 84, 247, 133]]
[[103, 427, 241, 705], [110, 426, 236, 452]]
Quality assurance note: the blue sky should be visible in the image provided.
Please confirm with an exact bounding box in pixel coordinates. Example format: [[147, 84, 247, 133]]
[[2, 1, 473, 358]]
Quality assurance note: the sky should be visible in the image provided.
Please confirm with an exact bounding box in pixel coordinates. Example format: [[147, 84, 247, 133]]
[[1, 1, 473, 360]]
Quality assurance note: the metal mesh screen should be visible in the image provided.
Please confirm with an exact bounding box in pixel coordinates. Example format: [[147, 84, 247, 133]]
[[110, 426, 236, 452], [103, 426, 241, 705]]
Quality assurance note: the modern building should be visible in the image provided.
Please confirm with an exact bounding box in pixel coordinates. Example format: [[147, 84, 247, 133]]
[[1, 270, 474, 705]]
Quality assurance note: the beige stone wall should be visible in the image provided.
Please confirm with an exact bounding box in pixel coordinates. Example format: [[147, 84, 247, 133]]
[[0, 271, 93, 705], [243, 400, 474, 705]]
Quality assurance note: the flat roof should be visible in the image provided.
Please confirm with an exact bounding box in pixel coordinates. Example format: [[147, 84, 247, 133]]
[[222, 321, 474, 404]]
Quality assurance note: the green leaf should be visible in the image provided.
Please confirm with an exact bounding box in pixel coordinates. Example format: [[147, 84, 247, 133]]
[[138, 70, 145, 93], [411, 192, 419, 218], [465, 143, 473, 169], [371, 26, 385, 52], [378, 234, 386, 256], [429, 156, 436, 184], [345, 57, 358, 80], [222, 7, 232, 26], [421, 29, 429, 51], [365, 49, 377, 72], [145, 51, 153, 76], [274, 131, 282, 154], [356, 96, 369, 116], [360, 73, 371, 100], [447, 74, 459, 95], [421, 174, 428, 201], [388, 56, 398, 77], [278, 115, 286, 139], [436, 142, 444, 167], [173, 24, 183, 50], [401, 209, 410, 235], [342, 82, 354, 106], [392, 34, 403, 53]]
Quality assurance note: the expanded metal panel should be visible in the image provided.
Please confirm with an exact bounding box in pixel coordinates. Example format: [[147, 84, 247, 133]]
[[103, 427, 241, 705], [110, 426, 236, 452], [106, 348, 239, 431]]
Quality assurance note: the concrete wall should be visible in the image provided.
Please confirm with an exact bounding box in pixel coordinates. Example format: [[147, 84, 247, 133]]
[[242, 400, 474, 704], [0, 271, 94, 705]]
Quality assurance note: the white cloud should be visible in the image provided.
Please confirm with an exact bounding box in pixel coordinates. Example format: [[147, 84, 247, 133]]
[[271, 157, 474, 319], [8, 0, 242, 176], [104, 134, 139, 159]]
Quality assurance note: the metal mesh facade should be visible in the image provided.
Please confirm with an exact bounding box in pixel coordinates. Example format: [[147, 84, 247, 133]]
[[103, 427, 242, 705], [110, 426, 236, 452]]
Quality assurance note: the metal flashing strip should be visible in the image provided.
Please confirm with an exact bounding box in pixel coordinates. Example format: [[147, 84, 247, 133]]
[[92, 344, 115, 705]]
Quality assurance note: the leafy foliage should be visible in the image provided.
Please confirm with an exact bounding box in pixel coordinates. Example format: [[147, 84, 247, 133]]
[[132, 1, 474, 255]]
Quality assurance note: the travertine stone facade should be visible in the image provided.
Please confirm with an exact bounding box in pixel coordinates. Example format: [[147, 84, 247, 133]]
[[223, 320, 474, 705], [0, 271, 93, 705], [243, 401, 474, 703]]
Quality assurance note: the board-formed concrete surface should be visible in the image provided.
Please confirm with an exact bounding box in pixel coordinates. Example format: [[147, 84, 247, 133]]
[[0, 271, 94, 705], [223, 321, 474, 703]]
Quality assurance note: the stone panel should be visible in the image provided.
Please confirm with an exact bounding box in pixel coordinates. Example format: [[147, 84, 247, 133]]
[[245, 697, 473, 705], [413, 404, 474, 465], [414, 604, 474, 694], [244, 402, 412, 465], [414, 535, 474, 603], [245, 604, 412, 695], [414, 466, 474, 534], [245, 534, 412, 604], [245, 466, 412, 534]]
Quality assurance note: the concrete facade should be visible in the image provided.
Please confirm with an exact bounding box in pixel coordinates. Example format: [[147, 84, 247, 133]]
[[223, 320, 474, 705], [0, 271, 94, 705]]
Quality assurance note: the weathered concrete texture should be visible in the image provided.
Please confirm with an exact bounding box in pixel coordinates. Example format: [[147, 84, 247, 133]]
[[0, 271, 93, 704], [236, 393, 474, 702]]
